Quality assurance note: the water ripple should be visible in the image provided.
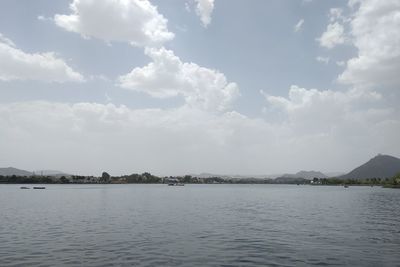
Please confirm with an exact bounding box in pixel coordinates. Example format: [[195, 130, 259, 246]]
[[0, 184, 399, 266]]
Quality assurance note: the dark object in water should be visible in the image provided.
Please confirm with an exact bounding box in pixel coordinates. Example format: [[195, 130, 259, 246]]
[[344, 185, 349, 188], [20, 186, 30, 189], [33, 187, 46, 189], [168, 183, 184, 186]]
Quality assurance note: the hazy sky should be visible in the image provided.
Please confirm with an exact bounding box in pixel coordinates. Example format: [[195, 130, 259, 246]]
[[0, 0, 399, 176]]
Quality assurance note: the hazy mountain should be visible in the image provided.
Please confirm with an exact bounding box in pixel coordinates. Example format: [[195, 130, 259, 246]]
[[339, 154, 400, 180], [193, 173, 228, 178], [279, 170, 328, 180], [190, 173, 270, 179], [191, 171, 327, 180], [0, 167, 32, 176], [325, 171, 346, 178], [34, 170, 70, 177], [0, 167, 70, 177], [294, 171, 328, 179]]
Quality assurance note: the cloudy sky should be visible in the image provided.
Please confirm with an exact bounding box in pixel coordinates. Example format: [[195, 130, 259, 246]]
[[0, 0, 399, 176]]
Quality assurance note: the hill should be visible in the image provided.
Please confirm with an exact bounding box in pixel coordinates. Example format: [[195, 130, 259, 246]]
[[0, 167, 69, 177], [278, 170, 328, 180], [35, 170, 70, 177], [294, 170, 327, 179], [0, 167, 32, 176], [339, 154, 400, 180]]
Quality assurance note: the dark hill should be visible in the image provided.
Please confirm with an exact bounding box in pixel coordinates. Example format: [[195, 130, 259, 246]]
[[339, 154, 400, 180]]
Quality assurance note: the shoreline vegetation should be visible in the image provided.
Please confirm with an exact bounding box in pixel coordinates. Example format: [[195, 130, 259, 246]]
[[1, 172, 399, 188]]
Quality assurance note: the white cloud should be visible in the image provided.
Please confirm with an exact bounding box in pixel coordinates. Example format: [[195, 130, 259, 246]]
[[0, 34, 84, 82], [317, 1, 400, 88], [263, 85, 382, 126], [0, 33, 15, 47], [185, 2, 191, 12], [37, 15, 52, 21], [1, 0, 399, 177], [195, 0, 215, 28], [338, 0, 400, 88], [105, 92, 112, 102], [1, 85, 398, 176], [261, 86, 399, 156], [316, 56, 330, 64], [294, 19, 304, 32], [54, 0, 174, 47], [0, 101, 276, 175], [329, 8, 345, 22], [317, 22, 345, 49], [336, 61, 346, 66], [118, 47, 239, 112]]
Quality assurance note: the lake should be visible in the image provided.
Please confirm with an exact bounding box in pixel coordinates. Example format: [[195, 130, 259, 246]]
[[0, 184, 399, 266]]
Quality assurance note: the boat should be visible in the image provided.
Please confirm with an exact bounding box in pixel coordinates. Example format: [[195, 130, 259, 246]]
[[344, 185, 349, 188], [166, 178, 184, 186], [33, 186, 46, 189], [168, 183, 185, 186], [20, 186, 30, 189]]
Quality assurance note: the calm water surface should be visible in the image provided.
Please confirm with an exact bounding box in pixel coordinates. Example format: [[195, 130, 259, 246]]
[[0, 184, 399, 266]]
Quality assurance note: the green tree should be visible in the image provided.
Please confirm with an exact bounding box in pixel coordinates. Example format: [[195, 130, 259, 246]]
[[101, 172, 111, 183], [60, 176, 69, 183]]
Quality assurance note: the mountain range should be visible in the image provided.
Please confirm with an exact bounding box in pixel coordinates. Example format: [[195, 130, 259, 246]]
[[1, 154, 400, 180], [0, 167, 68, 177]]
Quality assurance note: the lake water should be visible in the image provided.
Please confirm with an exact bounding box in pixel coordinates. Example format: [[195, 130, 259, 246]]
[[0, 184, 399, 266]]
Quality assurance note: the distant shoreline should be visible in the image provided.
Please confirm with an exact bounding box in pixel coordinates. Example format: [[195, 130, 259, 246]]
[[0, 181, 397, 188], [1, 168, 399, 188]]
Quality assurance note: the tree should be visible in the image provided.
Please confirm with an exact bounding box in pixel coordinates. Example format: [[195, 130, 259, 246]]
[[60, 176, 69, 183], [101, 172, 111, 183], [183, 175, 192, 183], [392, 173, 400, 185]]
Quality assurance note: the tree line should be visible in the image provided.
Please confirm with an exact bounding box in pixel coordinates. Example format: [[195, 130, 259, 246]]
[[1, 172, 399, 186]]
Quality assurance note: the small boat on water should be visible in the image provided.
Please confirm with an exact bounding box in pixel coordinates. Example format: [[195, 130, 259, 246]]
[[33, 186, 46, 189], [344, 185, 349, 188], [20, 186, 30, 189], [166, 178, 184, 186], [168, 183, 184, 186]]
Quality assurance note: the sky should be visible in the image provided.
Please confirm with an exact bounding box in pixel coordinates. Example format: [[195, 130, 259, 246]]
[[0, 0, 399, 176]]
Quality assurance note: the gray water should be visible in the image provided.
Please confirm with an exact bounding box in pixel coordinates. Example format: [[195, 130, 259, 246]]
[[0, 184, 399, 267]]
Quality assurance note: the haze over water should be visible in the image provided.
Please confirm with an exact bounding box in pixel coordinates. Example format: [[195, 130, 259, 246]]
[[1, 184, 399, 267]]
